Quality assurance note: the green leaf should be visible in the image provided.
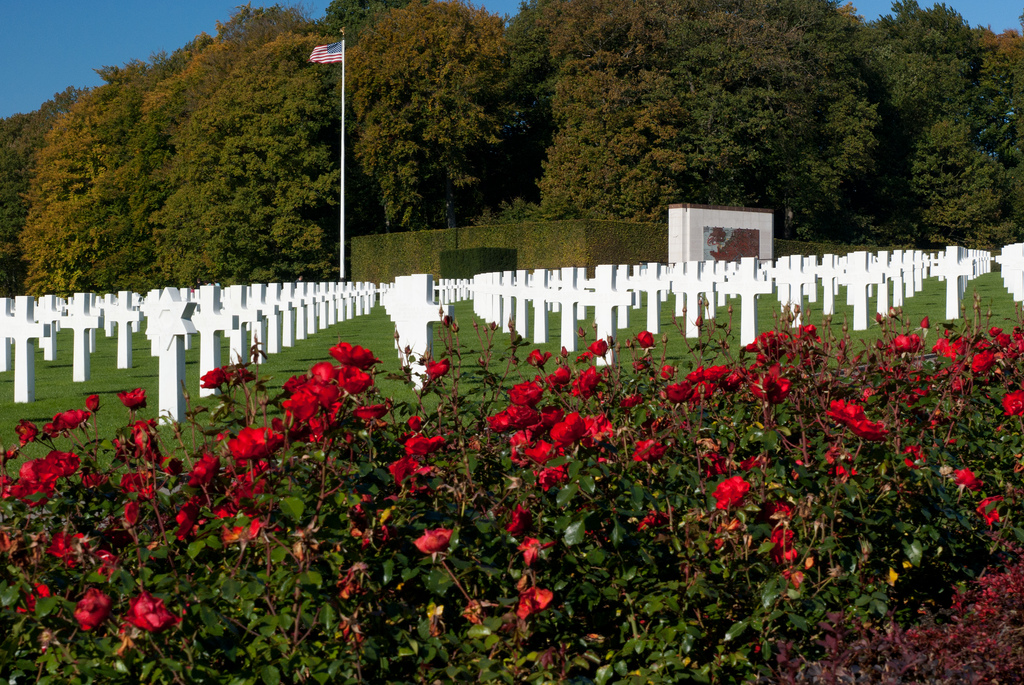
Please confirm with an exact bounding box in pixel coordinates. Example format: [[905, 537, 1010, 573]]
[[904, 539, 923, 567], [761, 579, 780, 609], [724, 619, 748, 641], [35, 596, 58, 617], [563, 519, 586, 546], [200, 606, 224, 637], [467, 625, 492, 639], [187, 539, 206, 559], [787, 613, 809, 631], [595, 665, 613, 685], [556, 483, 578, 507], [298, 571, 323, 588], [280, 497, 305, 522], [261, 665, 281, 685], [610, 518, 626, 547]]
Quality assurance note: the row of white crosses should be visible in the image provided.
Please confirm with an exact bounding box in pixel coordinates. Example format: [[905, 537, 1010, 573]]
[[427, 246, 993, 350], [0, 281, 381, 421]]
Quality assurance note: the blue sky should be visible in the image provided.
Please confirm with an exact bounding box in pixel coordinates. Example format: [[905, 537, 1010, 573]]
[[1, 1, 1020, 119]]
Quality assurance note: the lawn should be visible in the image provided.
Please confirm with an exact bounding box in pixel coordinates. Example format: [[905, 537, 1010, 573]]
[[2, 270, 1020, 464]]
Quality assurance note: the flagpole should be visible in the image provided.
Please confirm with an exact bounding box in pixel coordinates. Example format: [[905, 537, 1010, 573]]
[[340, 34, 346, 281]]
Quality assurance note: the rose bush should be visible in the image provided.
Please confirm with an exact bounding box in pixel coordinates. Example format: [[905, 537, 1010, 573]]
[[1, 311, 1023, 683]]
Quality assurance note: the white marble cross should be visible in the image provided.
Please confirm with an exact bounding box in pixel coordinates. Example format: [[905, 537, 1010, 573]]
[[35, 295, 61, 362], [191, 285, 239, 397], [10, 296, 51, 403], [0, 298, 12, 373], [103, 291, 143, 369], [717, 258, 774, 346], [145, 288, 198, 422], [61, 293, 102, 382], [383, 274, 453, 388]]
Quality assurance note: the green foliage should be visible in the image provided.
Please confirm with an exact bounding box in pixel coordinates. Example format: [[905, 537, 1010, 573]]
[[349, 0, 508, 230], [439, 247, 517, 279], [2, 305, 1024, 683], [351, 219, 666, 283], [154, 24, 338, 285]]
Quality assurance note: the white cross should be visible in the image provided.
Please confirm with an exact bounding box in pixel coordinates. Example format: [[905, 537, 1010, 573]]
[[61, 293, 102, 382], [9, 296, 51, 403], [145, 288, 198, 422]]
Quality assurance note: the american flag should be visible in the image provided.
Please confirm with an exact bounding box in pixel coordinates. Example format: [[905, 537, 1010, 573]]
[[309, 41, 344, 64]]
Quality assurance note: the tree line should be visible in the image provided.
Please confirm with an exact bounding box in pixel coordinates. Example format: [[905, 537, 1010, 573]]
[[1, 0, 1021, 296]]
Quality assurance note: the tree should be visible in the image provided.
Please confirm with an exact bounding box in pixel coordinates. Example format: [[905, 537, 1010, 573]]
[[910, 119, 1013, 248], [537, 0, 878, 240], [0, 89, 81, 296], [20, 65, 170, 295], [860, 0, 986, 244], [348, 0, 507, 230], [154, 7, 338, 285]]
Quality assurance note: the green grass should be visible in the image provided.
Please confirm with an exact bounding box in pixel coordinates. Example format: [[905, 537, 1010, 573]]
[[2, 271, 1021, 465]]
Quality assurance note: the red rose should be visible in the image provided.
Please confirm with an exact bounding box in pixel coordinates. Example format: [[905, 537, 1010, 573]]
[[750, 365, 791, 404], [425, 358, 451, 381], [848, 418, 888, 441], [977, 496, 1003, 526], [227, 427, 284, 465], [550, 412, 586, 446], [487, 410, 513, 433], [200, 367, 231, 389], [308, 361, 335, 383], [972, 350, 996, 375], [665, 382, 693, 404], [125, 591, 180, 632], [892, 334, 922, 355], [954, 468, 983, 491], [46, 450, 80, 478], [404, 434, 445, 456], [86, 394, 100, 412], [632, 439, 667, 463], [329, 342, 380, 369], [15, 419, 38, 447], [175, 498, 201, 540], [124, 500, 140, 526], [283, 388, 319, 423], [505, 405, 541, 430], [1003, 390, 1024, 416], [713, 476, 750, 510], [354, 403, 390, 421], [636, 331, 655, 349], [660, 364, 676, 380], [337, 366, 373, 395], [546, 366, 571, 388], [414, 528, 452, 554], [56, 409, 91, 431], [188, 453, 220, 487], [524, 440, 557, 465], [74, 588, 112, 631], [518, 537, 555, 567], [536, 465, 568, 491], [588, 339, 609, 357], [920, 316, 929, 329], [769, 528, 798, 565], [572, 366, 602, 399], [527, 349, 552, 369], [118, 388, 147, 410], [506, 505, 532, 537], [516, 587, 554, 620], [389, 455, 432, 487], [509, 381, 544, 408]]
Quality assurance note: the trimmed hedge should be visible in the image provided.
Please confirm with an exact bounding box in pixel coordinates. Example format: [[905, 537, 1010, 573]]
[[351, 220, 666, 283], [352, 223, 921, 284], [439, 247, 518, 280], [774, 238, 913, 259]]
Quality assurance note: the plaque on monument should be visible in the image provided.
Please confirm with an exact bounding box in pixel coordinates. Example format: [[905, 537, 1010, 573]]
[[668, 204, 774, 263]]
